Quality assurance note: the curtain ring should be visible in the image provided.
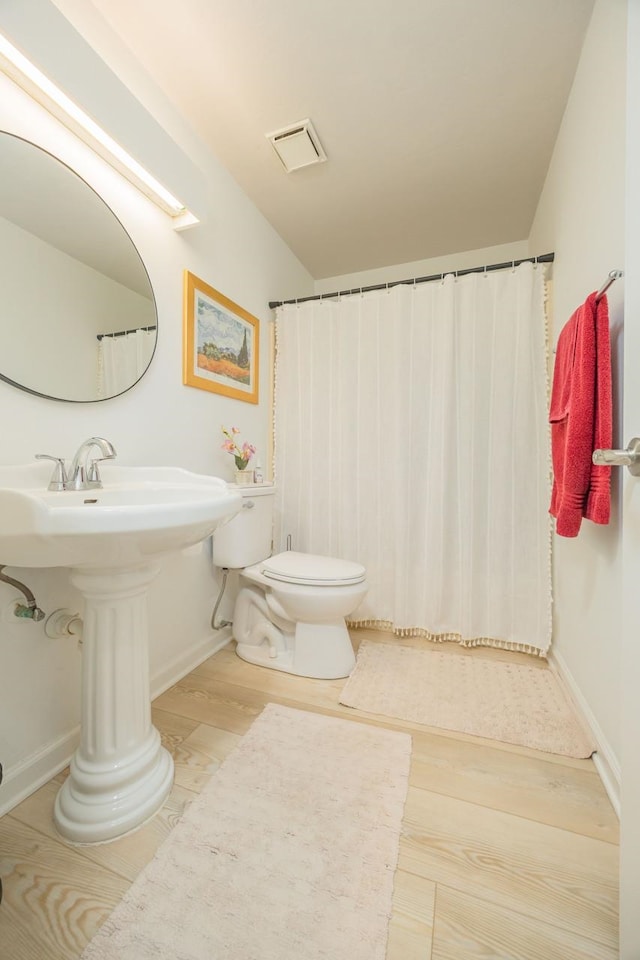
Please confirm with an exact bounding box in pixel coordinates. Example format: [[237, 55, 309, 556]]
[[483, 264, 488, 279]]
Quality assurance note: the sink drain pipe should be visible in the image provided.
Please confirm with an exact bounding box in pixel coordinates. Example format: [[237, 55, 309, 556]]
[[44, 608, 83, 640], [0, 566, 45, 621]]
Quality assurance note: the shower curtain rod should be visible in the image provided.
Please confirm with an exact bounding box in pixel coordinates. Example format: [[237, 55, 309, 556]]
[[268, 252, 555, 309], [96, 325, 157, 341]]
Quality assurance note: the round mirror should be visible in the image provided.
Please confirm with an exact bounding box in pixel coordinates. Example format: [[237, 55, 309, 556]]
[[0, 133, 157, 402]]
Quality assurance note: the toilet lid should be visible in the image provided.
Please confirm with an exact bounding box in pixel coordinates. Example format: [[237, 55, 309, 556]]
[[262, 551, 366, 586]]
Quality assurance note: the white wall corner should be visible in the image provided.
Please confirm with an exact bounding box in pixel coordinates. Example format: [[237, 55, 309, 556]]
[[549, 648, 621, 817]]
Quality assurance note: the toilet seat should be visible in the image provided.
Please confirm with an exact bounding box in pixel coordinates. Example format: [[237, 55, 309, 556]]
[[262, 551, 366, 587]]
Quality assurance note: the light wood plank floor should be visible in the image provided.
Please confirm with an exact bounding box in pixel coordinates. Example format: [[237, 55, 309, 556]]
[[0, 630, 619, 959]]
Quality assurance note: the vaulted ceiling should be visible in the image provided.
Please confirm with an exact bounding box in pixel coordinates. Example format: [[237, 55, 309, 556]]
[[58, 0, 594, 279]]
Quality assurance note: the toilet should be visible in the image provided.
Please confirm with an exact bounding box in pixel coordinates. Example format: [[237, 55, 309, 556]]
[[212, 484, 367, 679]]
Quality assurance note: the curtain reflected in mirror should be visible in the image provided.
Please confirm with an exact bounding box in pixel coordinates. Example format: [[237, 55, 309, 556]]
[[98, 327, 156, 398], [0, 133, 157, 402]]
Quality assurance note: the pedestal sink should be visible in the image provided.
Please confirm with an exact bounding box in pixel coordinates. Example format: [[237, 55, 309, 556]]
[[0, 464, 241, 844]]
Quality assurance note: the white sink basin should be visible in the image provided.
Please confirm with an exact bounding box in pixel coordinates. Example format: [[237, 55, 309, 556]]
[[0, 464, 241, 567]]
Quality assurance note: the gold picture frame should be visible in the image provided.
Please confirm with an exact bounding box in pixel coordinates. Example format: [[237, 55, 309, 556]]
[[182, 270, 259, 404]]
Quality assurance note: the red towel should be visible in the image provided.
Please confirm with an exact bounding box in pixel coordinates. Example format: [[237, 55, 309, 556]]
[[549, 292, 612, 537]]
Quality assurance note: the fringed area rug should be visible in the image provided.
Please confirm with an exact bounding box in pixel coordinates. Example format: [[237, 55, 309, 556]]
[[81, 703, 411, 960], [340, 641, 595, 759]]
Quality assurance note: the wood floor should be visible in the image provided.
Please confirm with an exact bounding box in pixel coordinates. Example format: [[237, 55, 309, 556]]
[[0, 630, 619, 959]]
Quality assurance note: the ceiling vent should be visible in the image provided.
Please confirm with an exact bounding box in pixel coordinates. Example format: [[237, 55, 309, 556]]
[[266, 119, 327, 172]]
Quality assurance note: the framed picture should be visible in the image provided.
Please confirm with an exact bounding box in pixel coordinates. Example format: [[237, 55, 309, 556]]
[[183, 271, 259, 404]]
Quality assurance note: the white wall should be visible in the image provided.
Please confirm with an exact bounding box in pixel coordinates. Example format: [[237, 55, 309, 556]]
[[528, 0, 626, 771], [314, 240, 531, 295], [0, 40, 313, 810]]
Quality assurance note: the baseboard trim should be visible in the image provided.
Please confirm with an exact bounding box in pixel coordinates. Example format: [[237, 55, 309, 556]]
[[591, 750, 621, 819], [549, 649, 621, 818], [151, 627, 233, 700], [0, 628, 234, 818], [0, 727, 79, 818]]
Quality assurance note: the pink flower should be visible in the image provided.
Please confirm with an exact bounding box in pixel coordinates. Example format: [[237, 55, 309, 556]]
[[221, 426, 256, 469]]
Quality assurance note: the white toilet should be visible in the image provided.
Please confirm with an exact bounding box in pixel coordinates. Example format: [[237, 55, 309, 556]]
[[212, 484, 367, 679]]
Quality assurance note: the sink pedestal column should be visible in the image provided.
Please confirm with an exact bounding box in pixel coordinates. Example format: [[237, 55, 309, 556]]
[[54, 563, 174, 844]]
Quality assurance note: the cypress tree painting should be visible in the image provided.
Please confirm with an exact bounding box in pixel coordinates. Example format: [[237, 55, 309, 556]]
[[183, 271, 259, 404]]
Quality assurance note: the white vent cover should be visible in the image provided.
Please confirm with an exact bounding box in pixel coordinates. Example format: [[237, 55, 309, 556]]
[[266, 119, 327, 172]]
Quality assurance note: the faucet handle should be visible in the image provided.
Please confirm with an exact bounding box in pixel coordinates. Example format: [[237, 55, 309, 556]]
[[35, 454, 68, 491], [87, 458, 104, 485], [86, 450, 117, 487]]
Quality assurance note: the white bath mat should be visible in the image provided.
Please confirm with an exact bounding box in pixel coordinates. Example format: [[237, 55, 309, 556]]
[[81, 703, 411, 960], [340, 641, 595, 758]]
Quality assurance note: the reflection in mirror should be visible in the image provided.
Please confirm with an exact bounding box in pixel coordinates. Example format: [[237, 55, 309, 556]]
[[0, 133, 157, 402]]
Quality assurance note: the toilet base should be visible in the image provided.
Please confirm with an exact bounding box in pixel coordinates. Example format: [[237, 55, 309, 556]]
[[236, 620, 356, 679]]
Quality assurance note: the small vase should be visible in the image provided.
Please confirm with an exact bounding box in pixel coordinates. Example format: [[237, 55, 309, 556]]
[[235, 468, 254, 485]]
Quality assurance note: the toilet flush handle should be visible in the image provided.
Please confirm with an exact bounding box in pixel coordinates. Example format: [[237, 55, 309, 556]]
[[242, 500, 255, 510]]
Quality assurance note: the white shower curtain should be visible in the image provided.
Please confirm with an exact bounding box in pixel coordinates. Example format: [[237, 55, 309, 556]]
[[274, 262, 551, 655], [97, 328, 155, 398]]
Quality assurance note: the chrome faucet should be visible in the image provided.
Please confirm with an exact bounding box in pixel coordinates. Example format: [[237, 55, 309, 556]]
[[68, 437, 117, 490], [36, 437, 117, 491]]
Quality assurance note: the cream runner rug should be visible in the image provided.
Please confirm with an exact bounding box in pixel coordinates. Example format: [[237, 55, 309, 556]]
[[340, 641, 595, 759], [81, 703, 411, 960]]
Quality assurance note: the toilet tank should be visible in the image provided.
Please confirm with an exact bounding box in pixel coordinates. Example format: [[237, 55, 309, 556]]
[[212, 484, 275, 568]]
